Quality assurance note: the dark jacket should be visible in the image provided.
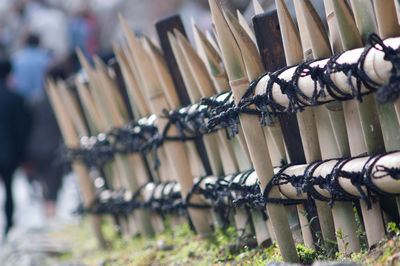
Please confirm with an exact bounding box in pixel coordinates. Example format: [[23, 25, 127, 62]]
[[0, 82, 29, 169], [26, 95, 61, 164]]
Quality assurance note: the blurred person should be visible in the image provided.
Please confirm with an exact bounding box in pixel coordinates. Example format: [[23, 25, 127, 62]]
[[68, 5, 99, 58], [11, 33, 51, 100], [0, 59, 29, 235], [11, 33, 62, 219], [23, 64, 64, 218]]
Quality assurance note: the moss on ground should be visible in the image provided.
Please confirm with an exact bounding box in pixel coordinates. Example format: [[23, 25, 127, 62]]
[[58, 218, 400, 265]]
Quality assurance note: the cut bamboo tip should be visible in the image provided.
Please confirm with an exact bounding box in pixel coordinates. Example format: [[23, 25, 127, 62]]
[[253, 0, 264, 15], [192, 23, 224, 76], [223, 8, 263, 80], [176, 30, 216, 98], [208, 0, 245, 81], [275, 0, 303, 65]]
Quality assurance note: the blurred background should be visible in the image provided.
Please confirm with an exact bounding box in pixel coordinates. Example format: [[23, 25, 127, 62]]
[[0, 0, 325, 241], [0, 0, 256, 242]]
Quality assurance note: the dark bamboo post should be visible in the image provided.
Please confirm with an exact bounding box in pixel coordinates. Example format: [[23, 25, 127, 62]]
[[253, 9, 324, 249], [155, 15, 212, 175]]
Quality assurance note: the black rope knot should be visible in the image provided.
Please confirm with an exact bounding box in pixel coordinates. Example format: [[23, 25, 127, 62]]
[[373, 165, 400, 180], [368, 33, 400, 104]]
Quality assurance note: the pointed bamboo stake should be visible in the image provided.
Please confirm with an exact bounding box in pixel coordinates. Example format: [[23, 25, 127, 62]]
[[144, 35, 207, 179], [368, 0, 400, 224], [58, 78, 134, 233], [112, 43, 143, 119], [168, 32, 223, 175], [192, 22, 253, 171], [298, 0, 363, 253], [368, 0, 400, 150], [174, 30, 274, 245], [253, 9, 314, 246], [74, 77, 123, 193], [295, 0, 349, 159], [117, 42, 186, 228], [57, 80, 87, 136], [114, 41, 184, 229], [209, 0, 299, 262], [181, 26, 265, 238], [372, 0, 400, 39], [224, 9, 287, 168], [275, 0, 337, 250], [349, 0, 377, 44], [75, 50, 133, 234], [298, 0, 359, 253], [77, 49, 155, 237], [177, 32, 241, 174], [100, 56, 164, 233], [236, 10, 256, 44], [395, 0, 400, 25], [333, 0, 385, 153], [155, 15, 215, 177], [46, 79, 106, 248], [253, 0, 264, 15], [225, 6, 311, 247], [74, 78, 106, 133], [331, 0, 386, 248], [117, 40, 173, 183], [119, 14, 213, 236]]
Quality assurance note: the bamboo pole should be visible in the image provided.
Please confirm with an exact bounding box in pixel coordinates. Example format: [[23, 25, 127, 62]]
[[278, 0, 358, 253], [73, 76, 121, 190], [225, 7, 309, 248], [155, 15, 214, 178], [170, 30, 239, 233], [369, 0, 400, 222], [119, 34, 187, 227], [114, 41, 184, 229], [58, 78, 131, 233], [143, 35, 207, 180], [366, 1, 400, 151], [373, 1, 400, 125], [330, 0, 386, 248], [185, 23, 265, 238], [224, 10, 287, 168], [117, 40, 173, 184], [119, 15, 213, 236], [174, 30, 273, 245], [295, 0, 341, 249], [191, 22, 253, 172], [236, 10, 256, 45], [46, 79, 106, 248], [144, 34, 220, 228], [209, 0, 299, 262], [97, 56, 166, 233], [274, 0, 338, 250], [224, 8, 284, 244], [76, 50, 155, 237], [74, 53, 133, 234], [193, 21, 277, 242], [167, 32, 223, 177]]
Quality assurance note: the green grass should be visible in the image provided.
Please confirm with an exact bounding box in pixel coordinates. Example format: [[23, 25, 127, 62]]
[[58, 217, 400, 265]]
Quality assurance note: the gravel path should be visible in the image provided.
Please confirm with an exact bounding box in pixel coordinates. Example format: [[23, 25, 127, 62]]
[[0, 169, 81, 265]]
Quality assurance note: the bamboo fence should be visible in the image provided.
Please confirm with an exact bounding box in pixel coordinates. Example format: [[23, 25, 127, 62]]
[[46, 0, 400, 262]]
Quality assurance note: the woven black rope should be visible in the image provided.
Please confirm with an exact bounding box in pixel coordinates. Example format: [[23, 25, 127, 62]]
[[204, 33, 400, 134], [65, 34, 400, 172], [76, 150, 400, 216]]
